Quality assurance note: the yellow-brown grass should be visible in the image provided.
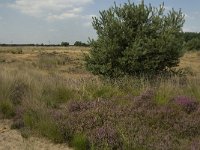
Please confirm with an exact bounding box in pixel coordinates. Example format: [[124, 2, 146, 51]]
[[179, 51, 200, 76]]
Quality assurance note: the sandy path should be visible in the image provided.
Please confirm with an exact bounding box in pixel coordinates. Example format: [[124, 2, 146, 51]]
[[0, 120, 72, 150]]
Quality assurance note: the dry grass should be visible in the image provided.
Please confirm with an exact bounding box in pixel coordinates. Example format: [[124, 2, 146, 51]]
[[0, 46, 91, 78], [179, 51, 200, 76]]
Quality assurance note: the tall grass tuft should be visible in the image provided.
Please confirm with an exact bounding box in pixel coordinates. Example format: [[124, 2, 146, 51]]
[[0, 100, 15, 118], [72, 134, 90, 150]]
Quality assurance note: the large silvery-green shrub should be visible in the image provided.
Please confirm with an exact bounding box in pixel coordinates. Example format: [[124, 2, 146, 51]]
[[85, 0, 185, 77]]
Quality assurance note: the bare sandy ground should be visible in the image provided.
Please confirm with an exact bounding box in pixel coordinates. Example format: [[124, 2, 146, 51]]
[[0, 120, 72, 150]]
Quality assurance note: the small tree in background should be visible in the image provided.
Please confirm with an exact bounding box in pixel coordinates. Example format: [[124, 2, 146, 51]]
[[85, 0, 185, 77], [61, 42, 69, 47], [74, 41, 88, 46]]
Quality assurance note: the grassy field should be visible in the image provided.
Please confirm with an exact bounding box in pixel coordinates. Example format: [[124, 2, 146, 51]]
[[0, 46, 200, 149]]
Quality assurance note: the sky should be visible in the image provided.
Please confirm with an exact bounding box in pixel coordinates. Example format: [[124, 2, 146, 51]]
[[0, 0, 200, 44]]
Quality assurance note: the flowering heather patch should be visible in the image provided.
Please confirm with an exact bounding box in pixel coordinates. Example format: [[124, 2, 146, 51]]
[[90, 124, 122, 149], [10, 89, 200, 149], [173, 96, 198, 113], [9, 79, 29, 105], [67, 101, 98, 112]]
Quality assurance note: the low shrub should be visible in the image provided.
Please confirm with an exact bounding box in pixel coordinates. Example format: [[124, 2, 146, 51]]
[[9, 79, 29, 105], [47, 89, 200, 149], [0, 100, 15, 118], [173, 96, 198, 113]]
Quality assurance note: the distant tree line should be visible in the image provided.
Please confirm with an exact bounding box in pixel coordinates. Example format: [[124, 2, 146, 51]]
[[0, 41, 89, 47], [182, 32, 200, 42], [0, 43, 61, 47], [1, 33, 199, 51], [74, 41, 89, 46], [60, 41, 89, 47], [182, 32, 200, 51]]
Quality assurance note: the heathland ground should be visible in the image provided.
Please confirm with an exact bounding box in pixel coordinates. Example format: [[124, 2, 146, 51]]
[[0, 46, 200, 149]]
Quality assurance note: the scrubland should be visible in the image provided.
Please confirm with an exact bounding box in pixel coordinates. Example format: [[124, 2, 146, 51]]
[[0, 46, 200, 149]]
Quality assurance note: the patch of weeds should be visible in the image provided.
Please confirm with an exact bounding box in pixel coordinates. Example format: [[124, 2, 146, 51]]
[[82, 83, 123, 100], [155, 90, 171, 105], [173, 96, 198, 113], [0, 100, 15, 118], [67, 65, 86, 74], [115, 77, 149, 96], [154, 84, 175, 105], [11, 106, 26, 129], [9, 79, 29, 105], [41, 86, 75, 108], [11, 48, 23, 54], [72, 134, 90, 150], [23, 109, 64, 142], [183, 81, 200, 101], [0, 58, 6, 63], [183, 67, 196, 76], [20, 127, 32, 139], [38, 53, 70, 69], [23, 110, 39, 129], [37, 118, 64, 143], [11, 119, 24, 129], [197, 51, 200, 56], [38, 54, 57, 69]]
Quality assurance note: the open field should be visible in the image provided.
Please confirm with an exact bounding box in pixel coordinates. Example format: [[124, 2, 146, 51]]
[[179, 51, 200, 76], [0, 46, 200, 149]]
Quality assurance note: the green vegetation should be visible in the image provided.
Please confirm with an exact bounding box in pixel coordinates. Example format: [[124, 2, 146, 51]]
[[74, 41, 88, 47], [86, 1, 185, 77], [182, 32, 200, 51], [184, 38, 200, 51], [61, 42, 70, 47], [0, 1, 200, 150], [72, 134, 89, 150], [0, 100, 15, 118], [182, 32, 200, 42], [0, 47, 200, 149]]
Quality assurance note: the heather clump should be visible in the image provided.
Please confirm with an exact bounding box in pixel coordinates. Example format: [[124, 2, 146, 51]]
[[173, 96, 198, 113], [90, 124, 122, 150], [44, 89, 200, 149], [9, 79, 30, 105], [8, 85, 199, 150]]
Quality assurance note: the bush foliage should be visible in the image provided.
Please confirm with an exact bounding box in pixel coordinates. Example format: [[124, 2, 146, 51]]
[[86, 0, 185, 77]]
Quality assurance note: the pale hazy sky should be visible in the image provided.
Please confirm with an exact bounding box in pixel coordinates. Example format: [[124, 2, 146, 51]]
[[0, 0, 200, 44]]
